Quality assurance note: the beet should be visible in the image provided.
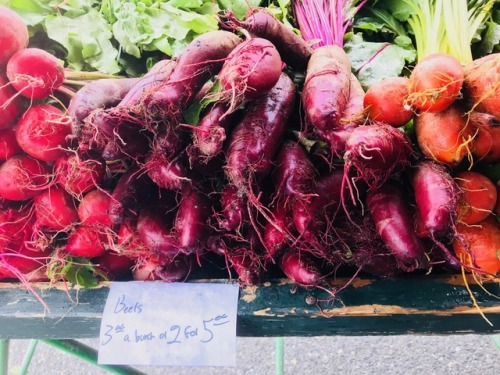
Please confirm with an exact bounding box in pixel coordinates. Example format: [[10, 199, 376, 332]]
[[222, 10, 312, 70], [226, 72, 295, 190], [367, 180, 428, 271]]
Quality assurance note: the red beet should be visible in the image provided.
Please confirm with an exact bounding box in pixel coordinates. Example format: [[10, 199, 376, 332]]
[[7, 48, 65, 100], [226, 73, 295, 190], [222, 10, 312, 70], [411, 160, 460, 237], [0, 75, 23, 130], [55, 152, 106, 197], [217, 37, 282, 112], [0, 126, 22, 160], [0, 155, 51, 201], [78, 190, 113, 227], [279, 248, 323, 287], [15, 104, 72, 162], [343, 123, 413, 194], [367, 181, 428, 271], [65, 226, 107, 258], [34, 187, 79, 231], [174, 184, 211, 254]]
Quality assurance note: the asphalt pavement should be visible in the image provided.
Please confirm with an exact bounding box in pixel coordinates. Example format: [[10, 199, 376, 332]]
[[3, 335, 500, 375]]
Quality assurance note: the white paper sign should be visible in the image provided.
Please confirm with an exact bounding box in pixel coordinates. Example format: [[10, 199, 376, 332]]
[[98, 282, 239, 367]]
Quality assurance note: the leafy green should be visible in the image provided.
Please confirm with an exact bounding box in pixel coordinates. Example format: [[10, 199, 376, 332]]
[[355, 17, 390, 33], [379, 0, 415, 23], [265, 0, 297, 30], [183, 81, 220, 126], [45, 9, 122, 73], [344, 32, 416, 89], [4, 0, 228, 75], [354, 0, 499, 65], [217, 0, 261, 19], [356, 8, 408, 37], [48, 256, 106, 288], [400, 0, 495, 63], [476, 19, 500, 56], [169, 0, 204, 8], [0, 0, 53, 25]]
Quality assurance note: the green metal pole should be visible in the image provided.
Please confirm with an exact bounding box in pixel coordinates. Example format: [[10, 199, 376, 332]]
[[275, 337, 284, 375], [19, 339, 39, 375], [0, 340, 9, 375], [493, 335, 500, 351], [42, 339, 147, 375]]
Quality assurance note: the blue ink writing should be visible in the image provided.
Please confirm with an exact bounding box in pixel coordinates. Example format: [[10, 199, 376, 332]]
[[184, 326, 198, 339], [167, 325, 181, 344], [115, 324, 126, 333], [102, 324, 113, 346], [213, 313, 230, 326], [135, 330, 155, 343], [113, 294, 143, 314], [201, 313, 230, 343]]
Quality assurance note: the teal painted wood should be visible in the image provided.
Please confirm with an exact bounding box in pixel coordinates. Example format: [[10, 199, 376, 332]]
[[0, 275, 498, 339]]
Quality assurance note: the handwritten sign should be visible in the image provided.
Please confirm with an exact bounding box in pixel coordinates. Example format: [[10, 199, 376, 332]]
[[98, 282, 239, 367]]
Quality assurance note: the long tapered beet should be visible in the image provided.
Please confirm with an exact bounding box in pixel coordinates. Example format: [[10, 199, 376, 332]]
[[145, 126, 190, 190], [101, 121, 152, 161], [80, 60, 177, 155], [272, 141, 317, 202], [217, 37, 282, 112], [222, 10, 312, 70], [192, 102, 237, 158], [109, 165, 156, 226], [279, 248, 323, 287], [143, 31, 241, 122], [302, 45, 351, 133], [219, 185, 247, 231], [133, 253, 192, 282], [119, 59, 176, 108], [411, 161, 460, 237], [292, 169, 344, 242], [174, 184, 212, 254], [367, 181, 428, 271], [68, 77, 140, 138], [137, 205, 179, 257], [320, 73, 365, 157], [226, 72, 295, 190], [227, 247, 263, 286], [263, 201, 295, 259]]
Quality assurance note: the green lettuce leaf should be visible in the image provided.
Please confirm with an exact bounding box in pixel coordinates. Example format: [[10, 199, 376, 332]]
[[168, 0, 204, 8], [1, 0, 53, 25], [45, 10, 121, 73], [5, 0, 223, 74], [345, 33, 416, 89]]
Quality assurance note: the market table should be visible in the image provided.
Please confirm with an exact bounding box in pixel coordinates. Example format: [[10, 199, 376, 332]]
[[1, 275, 499, 339], [0, 275, 499, 374]]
